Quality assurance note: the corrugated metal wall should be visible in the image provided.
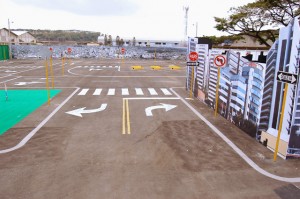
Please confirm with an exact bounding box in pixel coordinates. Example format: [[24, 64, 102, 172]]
[[0, 45, 9, 60]]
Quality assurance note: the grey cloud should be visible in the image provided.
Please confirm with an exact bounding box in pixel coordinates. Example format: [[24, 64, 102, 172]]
[[11, 0, 138, 16]]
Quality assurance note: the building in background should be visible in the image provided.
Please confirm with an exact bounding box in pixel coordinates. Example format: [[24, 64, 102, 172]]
[[11, 31, 36, 44], [0, 28, 18, 44], [259, 16, 300, 159]]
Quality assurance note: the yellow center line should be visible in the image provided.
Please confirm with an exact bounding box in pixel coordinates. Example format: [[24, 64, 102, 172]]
[[126, 99, 131, 134]]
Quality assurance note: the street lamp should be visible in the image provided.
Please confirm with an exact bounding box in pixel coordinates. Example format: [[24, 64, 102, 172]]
[[8, 19, 14, 59], [193, 22, 198, 37]]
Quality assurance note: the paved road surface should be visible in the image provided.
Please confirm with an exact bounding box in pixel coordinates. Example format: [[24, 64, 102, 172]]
[[0, 58, 300, 199]]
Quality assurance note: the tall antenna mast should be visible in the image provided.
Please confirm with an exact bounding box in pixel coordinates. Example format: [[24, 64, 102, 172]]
[[183, 5, 189, 44]]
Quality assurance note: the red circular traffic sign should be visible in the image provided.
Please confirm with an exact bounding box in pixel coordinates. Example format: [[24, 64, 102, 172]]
[[214, 55, 227, 68], [121, 48, 125, 54], [189, 51, 198, 61], [49, 47, 53, 51], [67, 48, 72, 53]]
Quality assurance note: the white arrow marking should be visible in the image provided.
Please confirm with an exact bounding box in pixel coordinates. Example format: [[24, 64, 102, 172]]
[[14, 82, 43, 86], [66, 103, 107, 117], [145, 103, 177, 117], [292, 75, 297, 84], [278, 73, 283, 80]]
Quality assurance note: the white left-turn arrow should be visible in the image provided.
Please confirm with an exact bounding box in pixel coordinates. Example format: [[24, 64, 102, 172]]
[[66, 103, 107, 117], [145, 103, 177, 117]]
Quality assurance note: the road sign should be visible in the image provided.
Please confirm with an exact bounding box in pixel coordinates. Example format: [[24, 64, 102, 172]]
[[67, 48, 72, 53], [277, 71, 298, 84], [189, 51, 198, 61], [121, 48, 125, 54], [186, 62, 200, 66], [49, 47, 53, 51], [214, 55, 226, 68]]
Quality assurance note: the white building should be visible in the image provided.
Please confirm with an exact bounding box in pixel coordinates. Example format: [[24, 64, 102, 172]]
[[12, 31, 36, 44], [259, 16, 300, 159]]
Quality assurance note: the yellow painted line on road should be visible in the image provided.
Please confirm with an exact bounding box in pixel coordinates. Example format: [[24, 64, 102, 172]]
[[126, 99, 131, 134], [131, 65, 143, 70], [122, 99, 131, 134], [150, 65, 162, 70], [169, 65, 181, 70]]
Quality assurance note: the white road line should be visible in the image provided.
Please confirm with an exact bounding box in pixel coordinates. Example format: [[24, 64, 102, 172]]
[[135, 88, 144, 95], [122, 88, 129, 95], [148, 88, 158, 95], [0, 87, 80, 154], [0, 76, 22, 83], [124, 97, 179, 100], [78, 88, 89, 95], [170, 87, 300, 183], [107, 88, 115, 95], [161, 88, 172, 95], [93, 89, 102, 95]]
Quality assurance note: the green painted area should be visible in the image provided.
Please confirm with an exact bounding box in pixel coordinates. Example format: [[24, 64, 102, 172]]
[[0, 89, 61, 135]]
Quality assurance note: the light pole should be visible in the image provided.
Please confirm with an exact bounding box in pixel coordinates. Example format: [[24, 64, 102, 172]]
[[8, 19, 14, 59], [193, 22, 198, 37]]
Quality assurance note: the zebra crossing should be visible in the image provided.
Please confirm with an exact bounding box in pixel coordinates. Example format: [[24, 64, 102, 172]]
[[77, 88, 173, 97]]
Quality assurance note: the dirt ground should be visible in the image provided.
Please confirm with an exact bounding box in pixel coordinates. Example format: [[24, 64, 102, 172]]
[[0, 58, 299, 199]]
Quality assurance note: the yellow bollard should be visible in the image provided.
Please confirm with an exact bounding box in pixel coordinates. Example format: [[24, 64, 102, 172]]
[[131, 65, 143, 70], [150, 65, 161, 70]]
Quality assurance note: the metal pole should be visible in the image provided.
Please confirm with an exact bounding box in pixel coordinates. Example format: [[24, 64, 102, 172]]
[[8, 19, 12, 60], [196, 22, 198, 37], [215, 67, 221, 117], [273, 83, 288, 161]]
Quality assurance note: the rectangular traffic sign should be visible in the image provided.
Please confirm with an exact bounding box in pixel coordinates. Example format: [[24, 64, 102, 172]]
[[277, 71, 298, 84], [186, 62, 200, 67]]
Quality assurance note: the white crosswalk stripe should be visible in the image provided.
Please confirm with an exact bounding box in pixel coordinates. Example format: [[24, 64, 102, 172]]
[[93, 89, 102, 95], [107, 88, 115, 95], [78, 88, 89, 95], [161, 88, 172, 95], [135, 88, 144, 95], [122, 88, 129, 95], [148, 88, 158, 95], [77, 88, 173, 96]]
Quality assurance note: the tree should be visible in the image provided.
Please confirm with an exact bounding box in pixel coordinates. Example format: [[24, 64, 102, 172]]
[[104, 34, 108, 45], [254, 0, 300, 26], [116, 36, 120, 46], [120, 38, 124, 46], [108, 35, 112, 46], [214, 0, 299, 47]]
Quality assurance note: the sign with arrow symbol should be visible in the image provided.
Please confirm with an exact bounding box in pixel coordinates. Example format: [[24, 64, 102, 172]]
[[277, 71, 298, 84], [145, 103, 177, 117], [66, 103, 107, 117]]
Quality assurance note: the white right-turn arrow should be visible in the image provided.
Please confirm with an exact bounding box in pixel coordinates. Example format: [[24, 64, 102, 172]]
[[145, 103, 177, 117]]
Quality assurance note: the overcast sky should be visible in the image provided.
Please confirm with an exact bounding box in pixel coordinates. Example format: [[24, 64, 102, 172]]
[[0, 0, 256, 41]]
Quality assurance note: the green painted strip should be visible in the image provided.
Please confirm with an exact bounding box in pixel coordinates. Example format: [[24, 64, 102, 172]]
[[0, 89, 61, 135]]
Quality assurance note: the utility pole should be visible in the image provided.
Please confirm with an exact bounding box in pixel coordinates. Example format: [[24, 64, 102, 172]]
[[8, 19, 13, 59]]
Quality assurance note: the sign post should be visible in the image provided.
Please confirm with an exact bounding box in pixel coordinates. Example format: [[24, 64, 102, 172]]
[[213, 55, 227, 117], [121, 48, 125, 65], [67, 47, 72, 65], [188, 52, 198, 98], [49, 47, 54, 88], [273, 71, 298, 161]]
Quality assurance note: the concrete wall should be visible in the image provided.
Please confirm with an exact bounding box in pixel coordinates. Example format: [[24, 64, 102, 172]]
[[11, 45, 186, 60]]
